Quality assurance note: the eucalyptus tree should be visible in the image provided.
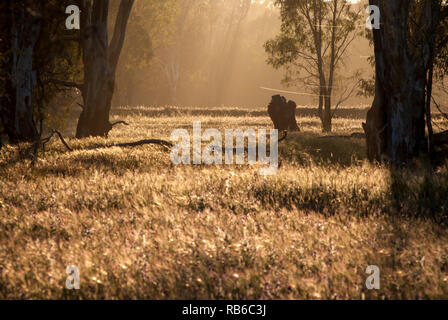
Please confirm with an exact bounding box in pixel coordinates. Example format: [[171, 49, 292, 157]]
[[265, 0, 362, 132]]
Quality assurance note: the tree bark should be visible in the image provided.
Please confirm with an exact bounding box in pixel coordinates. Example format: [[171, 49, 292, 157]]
[[0, 1, 40, 144], [321, 0, 339, 134], [322, 95, 332, 133], [364, 0, 430, 165], [75, 0, 134, 138]]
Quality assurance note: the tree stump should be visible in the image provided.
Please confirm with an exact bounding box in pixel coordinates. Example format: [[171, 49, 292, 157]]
[[267, 95, 300, 132]]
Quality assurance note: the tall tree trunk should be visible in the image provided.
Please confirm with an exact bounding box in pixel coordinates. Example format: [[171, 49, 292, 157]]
[[76, 0, 134, 138], [318, 91, 323, 122], [322, 0, 338, 134], [364, 0, 429, 165], [426, 49, 435, 162], [425, 0, 439, 164], [322, 95, 332, 133], [311, 0, 331, 133], [0, 1, 40, 144]]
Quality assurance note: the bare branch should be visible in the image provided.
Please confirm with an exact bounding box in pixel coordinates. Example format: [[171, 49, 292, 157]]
[[41, 130, 73, 152], [108, 139, 173, 149], [432, 96, 448, 122], [111, 120, 130, 127], [332, 79, 362, 118]]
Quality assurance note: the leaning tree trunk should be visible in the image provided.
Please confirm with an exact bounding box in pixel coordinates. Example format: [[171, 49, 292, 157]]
[[0, 1, 40, 144], [76, 0, 134, 138], [364, 0, 429, 165]]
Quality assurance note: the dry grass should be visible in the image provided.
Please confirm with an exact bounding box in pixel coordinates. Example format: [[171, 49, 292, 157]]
[[0, 106, 448, 299]]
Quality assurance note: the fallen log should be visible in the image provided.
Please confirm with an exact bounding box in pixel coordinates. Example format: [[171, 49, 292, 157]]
[[24, 128, 173, 166], [317, 132, 365, 139], [90, 139, 173, 150]]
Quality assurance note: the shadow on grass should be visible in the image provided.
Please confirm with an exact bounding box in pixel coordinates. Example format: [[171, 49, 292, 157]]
[[389, 165, 448, 223], [30, 152, 146, 178], [280, 132, 367, 167]]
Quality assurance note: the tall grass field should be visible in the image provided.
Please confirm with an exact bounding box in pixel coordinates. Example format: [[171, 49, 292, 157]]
[[1, 105, 448, 299]]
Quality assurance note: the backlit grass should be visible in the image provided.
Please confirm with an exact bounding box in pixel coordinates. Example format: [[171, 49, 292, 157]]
[[0, 106, 447, 299]]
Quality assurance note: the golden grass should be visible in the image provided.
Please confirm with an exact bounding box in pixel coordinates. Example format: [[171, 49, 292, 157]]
[[0, 107, 448, 299]]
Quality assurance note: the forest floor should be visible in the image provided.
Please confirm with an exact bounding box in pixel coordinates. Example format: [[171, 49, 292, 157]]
[[0, 105, 448, 299]]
